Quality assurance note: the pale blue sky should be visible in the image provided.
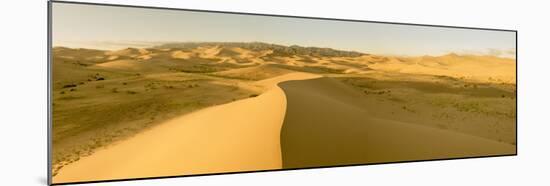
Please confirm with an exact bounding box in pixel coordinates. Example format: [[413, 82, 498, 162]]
[[52, 2, 516, 57]]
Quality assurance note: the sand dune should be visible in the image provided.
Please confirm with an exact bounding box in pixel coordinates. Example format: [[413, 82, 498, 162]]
[[367, 54, 516, 83], [212, 64, 295, 81], [53, 87, 285, 183], [279, 77, 515, 168], [194, 46, 221, 58], [53, 73, 320, 183], [104, 48, 149, 57], [94, 59, 139, 70], [171, 50, 193, 59]]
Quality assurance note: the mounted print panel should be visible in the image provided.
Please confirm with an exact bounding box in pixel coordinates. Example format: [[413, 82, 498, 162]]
[[49, 1, 516, 185]]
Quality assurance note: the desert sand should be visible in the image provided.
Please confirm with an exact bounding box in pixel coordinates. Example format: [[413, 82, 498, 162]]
[[53, 73, 320, 183], [279, 77, 515, 168]]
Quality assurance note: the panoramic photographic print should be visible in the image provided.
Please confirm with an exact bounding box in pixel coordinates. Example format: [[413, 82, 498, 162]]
[[50, 2, 517, 184]]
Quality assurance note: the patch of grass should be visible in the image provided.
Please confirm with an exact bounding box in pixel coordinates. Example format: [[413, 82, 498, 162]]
[[62, 84, 77, 88], [57, 95, 83, 100], [126, 90, 138, 94], [401, 105, 416, 113], [338, 77, 514, 98], [454, 102, 483, 113], [388, 96, 406, 103], [363, 89, 391, 95]]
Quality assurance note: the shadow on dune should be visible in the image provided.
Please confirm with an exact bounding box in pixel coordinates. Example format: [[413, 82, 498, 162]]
[[278, 77, 515, 169]]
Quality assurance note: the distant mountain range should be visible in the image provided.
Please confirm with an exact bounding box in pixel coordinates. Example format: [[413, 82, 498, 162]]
[[155, 42, 365, 57]]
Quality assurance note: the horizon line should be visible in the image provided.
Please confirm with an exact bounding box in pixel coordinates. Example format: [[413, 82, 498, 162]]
[[52, 40, 517, 59]]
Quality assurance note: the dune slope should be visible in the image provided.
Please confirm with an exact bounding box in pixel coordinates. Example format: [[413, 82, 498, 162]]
[[279, 77, 515, 169], [53, 72, 320, 184], [53, 88, 285, 183]]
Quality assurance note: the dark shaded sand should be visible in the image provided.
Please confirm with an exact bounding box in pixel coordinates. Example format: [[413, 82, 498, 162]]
[[278, 77, 515, 169]]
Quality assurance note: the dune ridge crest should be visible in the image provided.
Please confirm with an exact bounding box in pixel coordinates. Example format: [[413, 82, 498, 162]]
[[53, 73, 320, 183]]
